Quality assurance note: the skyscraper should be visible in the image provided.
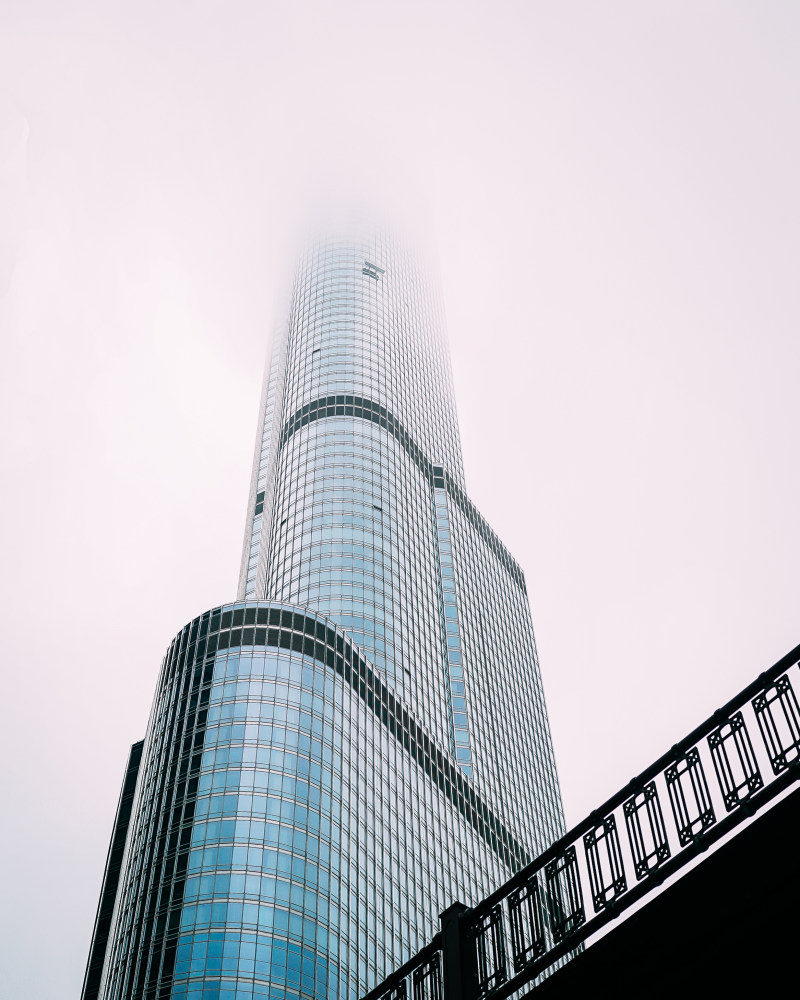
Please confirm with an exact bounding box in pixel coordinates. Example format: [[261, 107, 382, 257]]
[[82, 229, 566, 1000]]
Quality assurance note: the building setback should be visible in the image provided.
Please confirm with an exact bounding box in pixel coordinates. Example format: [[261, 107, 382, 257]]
[[83, 229, 566, 1000]]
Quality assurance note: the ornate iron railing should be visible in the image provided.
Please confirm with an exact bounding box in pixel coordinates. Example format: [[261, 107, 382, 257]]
[[363, 642, 800, 1000]]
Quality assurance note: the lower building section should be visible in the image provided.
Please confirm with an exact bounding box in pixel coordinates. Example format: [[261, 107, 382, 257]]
[[93, 602, 531, 1000]]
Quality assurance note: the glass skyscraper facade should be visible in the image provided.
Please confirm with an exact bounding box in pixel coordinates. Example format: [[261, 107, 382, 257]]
[[82, 230, 566, 1000]]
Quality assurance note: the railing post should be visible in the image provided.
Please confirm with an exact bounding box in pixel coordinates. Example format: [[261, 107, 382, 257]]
[[440, 902, 478, 1000]]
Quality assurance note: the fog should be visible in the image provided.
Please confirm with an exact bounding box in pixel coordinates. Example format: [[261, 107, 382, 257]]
[[1, 3, 799, 996]]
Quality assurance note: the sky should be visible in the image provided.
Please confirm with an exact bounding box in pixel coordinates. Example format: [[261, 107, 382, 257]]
[[1, 2, 799, 996]]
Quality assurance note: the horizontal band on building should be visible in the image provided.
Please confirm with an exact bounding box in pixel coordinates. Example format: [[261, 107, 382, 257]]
[[277, 394, 527, 593], [166, 602, 531, 873]]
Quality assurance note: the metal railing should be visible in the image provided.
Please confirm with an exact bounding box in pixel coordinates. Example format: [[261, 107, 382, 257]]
[[363, 642, 800, 1000]]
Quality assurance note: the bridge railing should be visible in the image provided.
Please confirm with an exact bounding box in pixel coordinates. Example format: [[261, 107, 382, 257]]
[[363, 642, 800, 1000]]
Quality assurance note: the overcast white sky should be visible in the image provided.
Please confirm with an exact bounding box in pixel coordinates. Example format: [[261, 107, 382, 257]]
[[1, 3, 799, 997]]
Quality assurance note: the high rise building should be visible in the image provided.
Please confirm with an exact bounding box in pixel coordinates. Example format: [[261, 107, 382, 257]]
[[82, 229, 566, 1000]]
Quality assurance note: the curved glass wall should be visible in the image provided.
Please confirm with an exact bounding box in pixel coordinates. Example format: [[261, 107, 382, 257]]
[[98, 603, 527, 1000]]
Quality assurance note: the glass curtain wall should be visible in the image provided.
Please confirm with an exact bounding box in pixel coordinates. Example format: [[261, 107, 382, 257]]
[[85, 231, 565, 1000]]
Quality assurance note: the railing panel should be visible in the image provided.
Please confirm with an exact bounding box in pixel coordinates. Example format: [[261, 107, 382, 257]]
[[508, 873, 546, 973], [623, 781, 670, 879], [473, 904, 507, 996], [584, 814, 627, 912], [753, 674, 800, 773], [665, 748, 716, 846], [708, 712, 763, 810], [545, 846, 585, 942], [412, 952, 442, 1000]]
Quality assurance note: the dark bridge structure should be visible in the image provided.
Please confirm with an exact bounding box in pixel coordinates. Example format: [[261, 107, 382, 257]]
[[364, 642, 800, 1000]]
